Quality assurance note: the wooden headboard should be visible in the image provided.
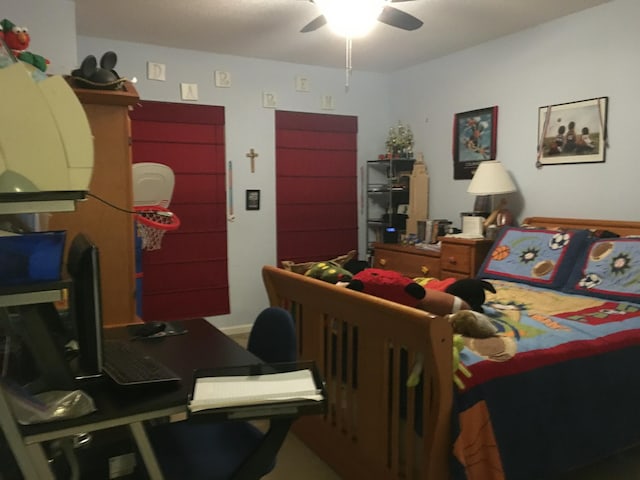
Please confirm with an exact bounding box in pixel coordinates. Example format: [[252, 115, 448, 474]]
[[523, 217, 640, 237]]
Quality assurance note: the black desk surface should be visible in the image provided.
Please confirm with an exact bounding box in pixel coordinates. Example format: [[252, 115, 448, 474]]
[[20, 318, 259, 438]]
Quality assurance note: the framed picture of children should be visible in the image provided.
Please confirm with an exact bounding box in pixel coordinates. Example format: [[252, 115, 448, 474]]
[[453, 106, 498, 179], [537, 97, 608, 167]]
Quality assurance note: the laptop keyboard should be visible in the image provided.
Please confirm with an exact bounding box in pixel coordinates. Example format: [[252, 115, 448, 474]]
[[103, 340, 181, 386]]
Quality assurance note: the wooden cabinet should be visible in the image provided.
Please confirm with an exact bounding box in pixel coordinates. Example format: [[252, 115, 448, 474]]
[[49, 81, 139, 327], [439, 237, 493, 279], [372, 238, 493, 280], [372, 243, 440, 278]]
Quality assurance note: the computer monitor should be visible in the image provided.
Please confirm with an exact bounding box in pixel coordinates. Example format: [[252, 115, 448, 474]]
[[66, 232, 104, 377]]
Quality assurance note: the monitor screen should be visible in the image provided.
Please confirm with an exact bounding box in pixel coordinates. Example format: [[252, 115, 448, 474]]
[[66, 232, 104, 377]]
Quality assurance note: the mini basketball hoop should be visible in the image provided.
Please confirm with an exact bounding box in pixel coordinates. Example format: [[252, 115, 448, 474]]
[[135, 206, 181, 251]]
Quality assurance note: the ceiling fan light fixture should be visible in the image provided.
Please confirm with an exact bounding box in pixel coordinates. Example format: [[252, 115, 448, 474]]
[[315, 0, 387, 38]]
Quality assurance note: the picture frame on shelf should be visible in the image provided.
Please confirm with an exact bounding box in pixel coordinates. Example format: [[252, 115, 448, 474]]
[[246, 189, 260, 211], [537, 97, 608, 167], [397, 204, 409, 215], [453, 106, 498, 180]]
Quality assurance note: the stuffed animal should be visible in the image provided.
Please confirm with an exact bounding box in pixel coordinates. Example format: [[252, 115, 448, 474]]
[[346, 268, 467, 315], [347, 268, 499, 335], [452, 334, 472, 389], [0, 19, 49, 72], [445, 278, 496, 313], [304, 261, 353, 284], [406, 334, 475, 390], [417, 276, 496, 313], [346, 268, 426, 307], [347, 268, 499, 317], [446, 310, 497, 338]]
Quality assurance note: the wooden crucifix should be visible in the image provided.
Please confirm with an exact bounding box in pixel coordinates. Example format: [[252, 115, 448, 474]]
[[246, 148, 259, 173]]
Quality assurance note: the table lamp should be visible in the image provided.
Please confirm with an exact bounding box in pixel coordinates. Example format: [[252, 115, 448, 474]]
[[467, 161, 517, 228]]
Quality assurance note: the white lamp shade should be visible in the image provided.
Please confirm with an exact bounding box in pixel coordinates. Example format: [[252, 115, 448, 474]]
[[467, 161, 516, 195]]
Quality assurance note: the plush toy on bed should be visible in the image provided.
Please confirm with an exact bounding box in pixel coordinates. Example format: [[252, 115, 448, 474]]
[[304, 261, 353, 284], [346, 268, 497, 338], [407, 334, 474, 390], [416, 276, 496, 313], [447, 310, 497, 338], [452, 334, 472, 389], [345, 268, 426, 307]]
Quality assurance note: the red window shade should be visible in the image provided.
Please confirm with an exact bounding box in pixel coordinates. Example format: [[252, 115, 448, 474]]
[[275, 111, 358, 266], [130, 101, 228, 321]]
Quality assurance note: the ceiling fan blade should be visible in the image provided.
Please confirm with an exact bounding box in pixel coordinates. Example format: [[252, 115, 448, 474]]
[[300, 14, 327, 33], [378, 6, 423, 31]]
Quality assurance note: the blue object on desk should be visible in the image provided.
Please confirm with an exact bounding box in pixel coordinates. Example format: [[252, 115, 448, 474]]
[[0, 230, 65, 286]]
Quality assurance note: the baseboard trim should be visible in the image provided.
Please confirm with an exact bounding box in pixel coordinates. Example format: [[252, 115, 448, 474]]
[[218, 324, 252, 336]]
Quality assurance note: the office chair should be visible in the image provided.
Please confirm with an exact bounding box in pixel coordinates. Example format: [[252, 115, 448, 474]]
[[148, 307, 297, 480]]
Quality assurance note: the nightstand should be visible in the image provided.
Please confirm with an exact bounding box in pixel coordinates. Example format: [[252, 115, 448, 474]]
[[439, 237, 493, 279]]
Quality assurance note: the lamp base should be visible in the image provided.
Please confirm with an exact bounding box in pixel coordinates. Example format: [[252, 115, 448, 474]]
[[483, 198, 513, 228]]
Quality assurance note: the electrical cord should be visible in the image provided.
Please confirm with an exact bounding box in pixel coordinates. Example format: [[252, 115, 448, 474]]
[[85, 192, 137, 214]]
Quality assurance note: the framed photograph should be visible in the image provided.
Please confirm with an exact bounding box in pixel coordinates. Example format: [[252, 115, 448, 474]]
[[245, 189, 260, 211], [453, 106, 498, 180], [537, 97, 608, 166]]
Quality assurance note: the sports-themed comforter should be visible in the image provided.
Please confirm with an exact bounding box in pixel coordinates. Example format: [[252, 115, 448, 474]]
[[452, 279, 640, 480]]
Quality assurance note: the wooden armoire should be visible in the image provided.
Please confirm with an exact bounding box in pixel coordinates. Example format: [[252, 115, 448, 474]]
[[49, 81, 140, 327]]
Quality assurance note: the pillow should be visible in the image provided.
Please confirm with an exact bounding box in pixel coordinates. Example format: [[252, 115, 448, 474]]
[[477, 227, 589, 289], [563, 237, 640, 302]]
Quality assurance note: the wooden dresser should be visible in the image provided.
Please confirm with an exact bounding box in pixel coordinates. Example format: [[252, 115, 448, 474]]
[[372, 237, 493, 280], [49, 81, 140, 327], [371, 243, 441, 278]]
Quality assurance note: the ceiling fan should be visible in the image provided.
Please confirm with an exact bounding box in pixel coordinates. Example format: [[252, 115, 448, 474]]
[[300, 0, 423, 35], [300, 0, 423, 91]]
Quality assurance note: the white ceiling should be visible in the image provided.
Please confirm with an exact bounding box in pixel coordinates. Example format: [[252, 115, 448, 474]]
[[74, 0, 611, 73]]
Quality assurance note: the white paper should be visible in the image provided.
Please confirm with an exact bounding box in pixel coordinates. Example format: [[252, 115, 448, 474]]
[[189, 369, 323, 412]]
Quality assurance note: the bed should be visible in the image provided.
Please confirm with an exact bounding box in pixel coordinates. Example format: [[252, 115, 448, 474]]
[[261, 217, 640, 480]]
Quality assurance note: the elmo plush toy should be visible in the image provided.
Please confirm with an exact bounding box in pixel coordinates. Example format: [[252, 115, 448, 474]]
[[1, 18, 49, 72]]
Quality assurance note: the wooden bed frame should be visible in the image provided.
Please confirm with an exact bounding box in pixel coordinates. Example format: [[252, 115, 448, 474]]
[[262, 217, 640, 480]]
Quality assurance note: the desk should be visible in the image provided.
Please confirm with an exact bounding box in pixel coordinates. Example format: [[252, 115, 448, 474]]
[[2, 318, 260, 480]]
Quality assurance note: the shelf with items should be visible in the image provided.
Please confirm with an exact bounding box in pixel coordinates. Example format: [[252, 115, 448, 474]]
[[366, 157, 415, 253]]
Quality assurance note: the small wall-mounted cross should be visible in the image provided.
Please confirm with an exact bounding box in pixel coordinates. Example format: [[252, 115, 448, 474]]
[[246, 148, 259, 173]]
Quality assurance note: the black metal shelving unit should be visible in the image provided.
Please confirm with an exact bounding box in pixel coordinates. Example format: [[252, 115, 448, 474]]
[[366, 157, 415, 254]]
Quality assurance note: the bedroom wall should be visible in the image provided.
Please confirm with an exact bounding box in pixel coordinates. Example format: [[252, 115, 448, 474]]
[[390, 0, 638, 225], [75, 38, 392, 330], [7, 0, 638, 330]]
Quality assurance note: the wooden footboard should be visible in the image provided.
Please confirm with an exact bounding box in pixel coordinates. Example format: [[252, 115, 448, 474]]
[[262, 266, 453, 480]]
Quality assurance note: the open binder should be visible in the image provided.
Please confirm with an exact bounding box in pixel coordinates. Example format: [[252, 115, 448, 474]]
[[188, 362, 327, 421]]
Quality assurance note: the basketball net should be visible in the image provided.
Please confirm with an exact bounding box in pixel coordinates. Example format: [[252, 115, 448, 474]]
[[135, 207, 180, 251]]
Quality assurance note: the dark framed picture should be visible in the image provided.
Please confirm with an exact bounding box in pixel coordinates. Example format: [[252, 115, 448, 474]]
[[537, 97, 608, 166], [453, 106, 498, 179], [246, 189, 260, 210]]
